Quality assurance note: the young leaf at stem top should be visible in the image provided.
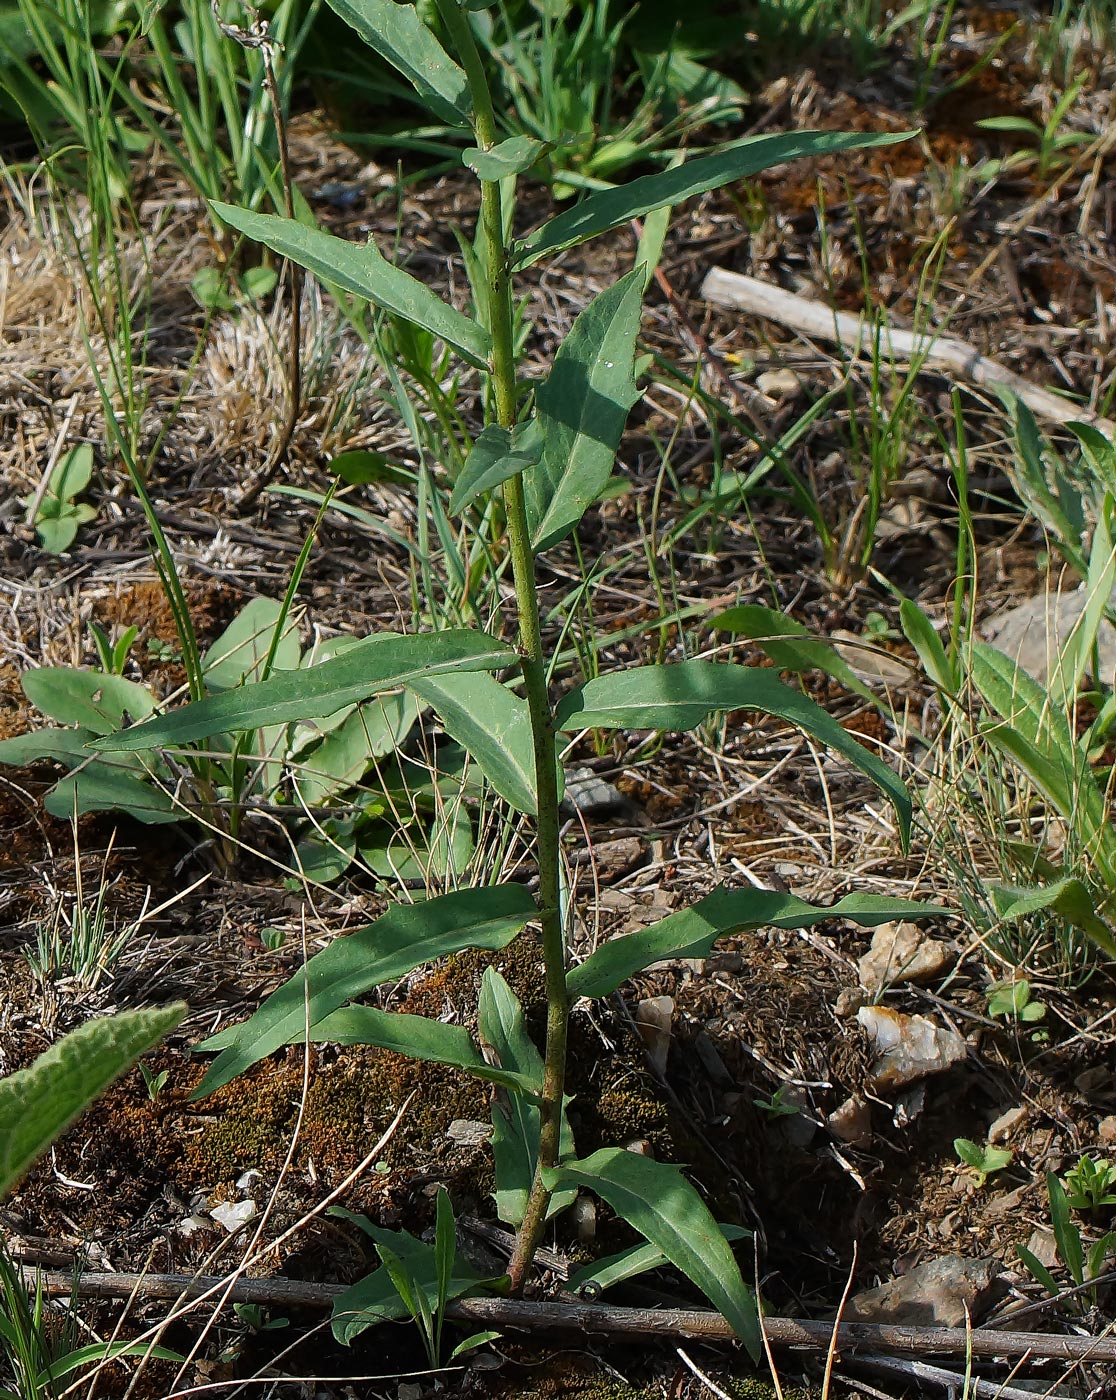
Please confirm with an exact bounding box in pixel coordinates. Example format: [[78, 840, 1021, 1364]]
[[325, 0, 472, 127]]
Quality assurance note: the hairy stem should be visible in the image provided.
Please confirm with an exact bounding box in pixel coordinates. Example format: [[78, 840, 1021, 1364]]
[[436, 0, 567, 1290]]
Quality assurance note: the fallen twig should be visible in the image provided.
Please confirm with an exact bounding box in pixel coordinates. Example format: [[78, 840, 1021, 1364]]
[[19, 1268, 1116, 1365], [700, 266, 1115, 436]]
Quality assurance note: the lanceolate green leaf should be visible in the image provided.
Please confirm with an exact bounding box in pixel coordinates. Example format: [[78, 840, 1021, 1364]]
[[477, 969, 576, 1225], [464, 135, 550, 179], [450, 422, 543, 514], [712, 605, 875, 702], [513, 130, 914, 267], [408, 671, 540, 815], [545, 1148, 760, 1357], [555, 660, 911, 844], [301, 1005, 534, 1094], [93, 631, 517, 753], [568, 888, 946, 1000], [987, 877, 1116, 958], [0, 1003, 185, 1197], [210, 204, 492, 370], [194, 885, 537, 1098], [324, 0, 471, 126], [526, 268, 644, 551], [569, 1224, 750, 1295]]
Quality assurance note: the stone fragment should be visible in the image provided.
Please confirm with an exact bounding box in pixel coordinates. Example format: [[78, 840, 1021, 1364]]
[[210, 1199, 257, 1233], [988, 1106, 1028, 1143], [563, 767, 626, 816], [834, 987, 866, 1018], [844, 1255, 1000, 1327], [857, 1005, 967, 1093], [827, 1096, 872, 1146], [572, 1195, 597, 1242], [1024, 1229, 1058, 1271], [858, 921, 952, 992], [980, 588, 1116, 686], [756, 367, 801, 398], [634, 996, 674, 1076], [1099, 1115, 1116, 1145], [447, 1120, 491, 1149]]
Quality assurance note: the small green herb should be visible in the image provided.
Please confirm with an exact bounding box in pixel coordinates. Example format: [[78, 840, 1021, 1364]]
[[23, 445, 97, 555], [1062, 1155, 1116, 1213], [954, 1138, 1013, 1187], [987, 979, 1046, 1025]]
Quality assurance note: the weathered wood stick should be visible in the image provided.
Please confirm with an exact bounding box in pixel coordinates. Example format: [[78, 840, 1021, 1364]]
[[701, 266, 1116, 436], [22, 1267, 1116, 1364]]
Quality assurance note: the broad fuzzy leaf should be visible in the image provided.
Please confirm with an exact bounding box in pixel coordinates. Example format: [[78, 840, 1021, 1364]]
[[93, 631, 517, 753], [568, 888, 946, 1000], [545, 1148, 759, 1356], [555, 660, 911, 844], [525, 268, 644, 551], [0, 1004, 185, 1197], [195, 885, 537, 1097], [325, 0, 470, 126], [210, 204, 491, 370], [514, 130, 914, 266]]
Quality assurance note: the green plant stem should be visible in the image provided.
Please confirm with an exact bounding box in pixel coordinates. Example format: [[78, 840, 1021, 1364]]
[[437, 0, 568, 1291]]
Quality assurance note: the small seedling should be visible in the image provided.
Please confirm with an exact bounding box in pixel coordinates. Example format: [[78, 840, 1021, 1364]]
[[987, 979, 1046, 1025], [259, 926, 287, 952], [89, 622, 139, 677], [1017, 1171, 1116, 1312], [23, 444, 97, 554], [190, 265, 278, 311], [138, 1062, 169, 1102], [146, 637, 179, 663], [232, 1303, 289, 1332], [753, 1086, 802, 1120], [954, 1137, 1013, 1187], [1062, 1155, 1116, 1213]]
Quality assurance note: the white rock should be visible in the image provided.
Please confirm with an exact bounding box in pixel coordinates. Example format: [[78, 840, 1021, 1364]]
[[210, 1199, 257, 1233], [447, 1119, 491, 1149], [988, 1106, 1028, 1143], [980, 588, 1116, 686], [858, 921, 953, 992], [756, 367, 801, 398], [845, 1255, 999, 1327], [634, 996, 674, 1076], [828, 1096, 872, 1146], [857, 1005, 967, 1093]]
